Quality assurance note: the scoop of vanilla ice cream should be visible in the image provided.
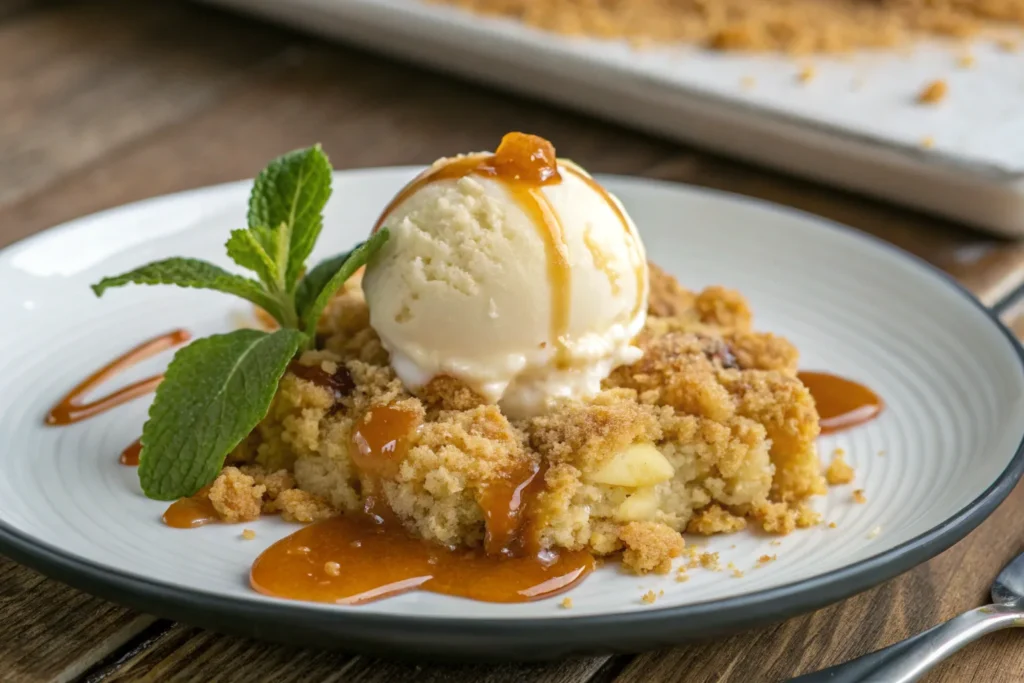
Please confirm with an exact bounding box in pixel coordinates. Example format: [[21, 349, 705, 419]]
[[363, 146, 648, 418]]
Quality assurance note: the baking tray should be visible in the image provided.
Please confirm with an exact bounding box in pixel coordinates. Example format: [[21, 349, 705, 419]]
[[203, 0, 1024, 236]]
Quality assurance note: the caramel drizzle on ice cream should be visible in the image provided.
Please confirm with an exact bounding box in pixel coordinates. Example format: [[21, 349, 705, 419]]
[[372, 132, 640, 364]]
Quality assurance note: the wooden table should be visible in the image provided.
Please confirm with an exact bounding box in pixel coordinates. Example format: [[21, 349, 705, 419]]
[[2, 1, 1024, 681]]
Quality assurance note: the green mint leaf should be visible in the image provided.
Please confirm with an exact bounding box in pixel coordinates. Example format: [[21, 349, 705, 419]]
[[90, 257, 286, 324], [247, 145, 332, 291], [225, 229, 278, 288], [294, 245, 358, 320], [139, 328, 305, 500], [299, 228, 389, 340]]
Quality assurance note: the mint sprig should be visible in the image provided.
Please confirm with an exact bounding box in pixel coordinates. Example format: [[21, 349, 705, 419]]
[[139, 329, 304, 500], [91, 144, 390, 500]]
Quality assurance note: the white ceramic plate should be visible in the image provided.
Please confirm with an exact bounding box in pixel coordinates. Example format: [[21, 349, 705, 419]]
[[0, 169, 1022, 659]]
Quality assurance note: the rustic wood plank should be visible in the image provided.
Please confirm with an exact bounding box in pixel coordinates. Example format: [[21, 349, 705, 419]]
[[0, 0, 294, 208], [0, 556, 157, 683], [86, 625, 611, 683]]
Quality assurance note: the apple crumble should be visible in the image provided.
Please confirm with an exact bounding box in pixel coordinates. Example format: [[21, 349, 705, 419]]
[[208, 264, 827, 575], [431, 0, 1024, 53]]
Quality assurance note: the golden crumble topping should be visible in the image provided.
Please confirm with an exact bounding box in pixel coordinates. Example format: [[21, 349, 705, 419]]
[[428, 0, 1024, 53], [220, 260, 830, 578]]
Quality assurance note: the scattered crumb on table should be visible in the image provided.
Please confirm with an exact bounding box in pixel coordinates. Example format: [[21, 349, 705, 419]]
[[917, 79, 948, 104]]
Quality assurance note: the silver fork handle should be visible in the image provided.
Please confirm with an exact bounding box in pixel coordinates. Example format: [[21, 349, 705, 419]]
[[789, 603, 1024, 683]]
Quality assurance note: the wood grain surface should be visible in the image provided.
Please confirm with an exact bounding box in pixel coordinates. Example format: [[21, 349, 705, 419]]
[[1, 2, 1022, 682]]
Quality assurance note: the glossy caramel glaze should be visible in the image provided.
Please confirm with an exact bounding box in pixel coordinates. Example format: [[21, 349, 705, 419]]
[[119, 438, 142, 466], [46, 329, 191, 425], [799, 371, 884, 434], [162, 492, 218, 529], [249, 513, 593, 605]]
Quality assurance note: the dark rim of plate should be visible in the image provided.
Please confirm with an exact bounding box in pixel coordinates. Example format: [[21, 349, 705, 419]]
[[0, 174, 1022, 659]]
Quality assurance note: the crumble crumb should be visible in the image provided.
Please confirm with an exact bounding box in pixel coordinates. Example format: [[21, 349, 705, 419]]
[[676, 574, 690, 583], [241, 529, 256, 540], [770, 540, 782, 547], [741, 76, 757, 89], [272, 489, 337, 523], [758, 554, 777, 564], [798, 65, 816, 83], [867, 525, 882, 538], [998, 37, 1020, 52], [825, 453, 855, 485], [732, 568, 744, 578], [877, 450, 886, 457], [620, 522, 684, 574], [853, 489, 867, 504], [687, 505, 747, 535], [641, 590, 658, 604], [917, 79, 948, 104], [324, 561, 341, 577], [957, 53, 975, 68], [921, 136, 935, 149], [699, 551, 721, 571], [832, 447, 845, 457], [828, 521, 838, 529], [209, 467, 265, 523], [560, 597, 573, 609]]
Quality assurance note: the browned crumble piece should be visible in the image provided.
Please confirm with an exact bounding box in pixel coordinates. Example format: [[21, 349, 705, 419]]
[[699, 551, 721, 571], [647, 262, 696, 318], [918, 79, 948, 104], [732, 568, 744, 578], [853, 489, 867, 504], [324, 561, 341, 577], [209, 467, 265, 523], [758, 554, 776, 564], [241, 529, 256, 540], [825, 453, 855, 485], [240, 464, 297, 500], [619, 522, 684, 575], [770, 540, 782, 547], [687, 505, 747, 535], [796, 503, 821, 527], [641, 590, 658, 604], [695, 286, 753, 331], [560, 597, 573, 609], [272, 489, 337, 523], [828, 521, 838, 529], [418, 375, 489, 412]]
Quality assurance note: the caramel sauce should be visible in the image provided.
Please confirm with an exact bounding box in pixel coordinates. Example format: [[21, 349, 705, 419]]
[[799, 371, 884, 435], [120, 438, 142, 466], [350, 404, 420, 479], [162, 491, 218, 529], [372, 133, 574, 360], [477, 461, 545, 557], [250, 514, 592, 605], [251, 403, 591, 605], [46, 329, 191, 425]]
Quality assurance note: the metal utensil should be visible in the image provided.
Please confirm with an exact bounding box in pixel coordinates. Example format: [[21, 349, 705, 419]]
[[791, 550, 1024, 682]]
